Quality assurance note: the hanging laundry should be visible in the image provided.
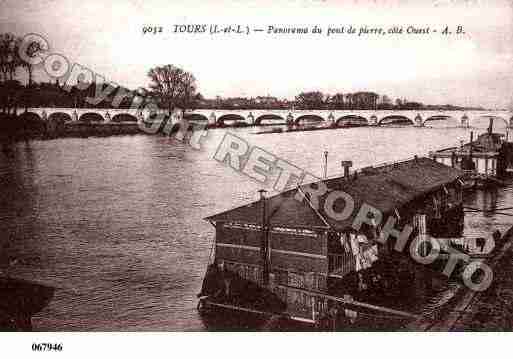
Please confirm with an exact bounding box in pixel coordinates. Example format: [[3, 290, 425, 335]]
[[340, 233, 352, 253], [362, 245, 379, 267], [349, 233, 363, 272]]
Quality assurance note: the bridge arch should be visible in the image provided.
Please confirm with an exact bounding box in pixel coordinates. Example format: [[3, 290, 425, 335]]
[[474, 115, 509, 128], [18, 111, 42, 122], [79, 112, 104, 123], [48, 112, 73, 123], [111, 113, 138, 122], [217, 114, 247, 127], [184, 113, 209, 122], [255, 114, 285, 125], [17, 112, 46, 134], [423, 115, 457, 125], [140, 113, 170, 133], [335, 115, 368, 127], [47, 112, 72, 135], [294, 114, 324, 125], [379, 115, 413, 126]]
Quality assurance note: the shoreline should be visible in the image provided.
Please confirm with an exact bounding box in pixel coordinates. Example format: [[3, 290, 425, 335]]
[[404, 225, 513, 331]]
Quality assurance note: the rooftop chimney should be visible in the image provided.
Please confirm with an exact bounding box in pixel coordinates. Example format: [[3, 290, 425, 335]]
[[341, 160, 353, 178]]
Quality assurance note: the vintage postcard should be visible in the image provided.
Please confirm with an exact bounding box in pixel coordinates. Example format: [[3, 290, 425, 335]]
[[1, 0, 513, 356]]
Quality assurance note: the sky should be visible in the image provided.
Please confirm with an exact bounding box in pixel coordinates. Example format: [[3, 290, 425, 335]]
[[1, 0, 513, 108]]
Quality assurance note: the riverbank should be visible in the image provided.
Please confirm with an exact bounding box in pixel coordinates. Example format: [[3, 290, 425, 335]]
[[0, 277, 55, 331], [437, 225, 513, 331], [255, 124, 369, 134], [0, 113, 285, 143], [405, 224, 513, 331], [53, 122, 141, 138], [0, 114, 143, 143]]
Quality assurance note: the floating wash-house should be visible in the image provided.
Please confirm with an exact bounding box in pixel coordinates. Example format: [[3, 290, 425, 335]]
[[198, 157, 465, 327], [430, 118, 513, 187]]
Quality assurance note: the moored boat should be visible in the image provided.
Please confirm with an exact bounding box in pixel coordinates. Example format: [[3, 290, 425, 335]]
[[198, 157, 467, 329], [430, 117, 513, 189]]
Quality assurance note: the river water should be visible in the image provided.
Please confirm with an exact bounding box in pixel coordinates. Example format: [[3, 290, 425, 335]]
[[0, 118, 512, 330]]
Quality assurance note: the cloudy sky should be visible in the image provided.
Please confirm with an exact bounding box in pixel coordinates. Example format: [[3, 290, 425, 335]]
[[2, 0, 512, 108]]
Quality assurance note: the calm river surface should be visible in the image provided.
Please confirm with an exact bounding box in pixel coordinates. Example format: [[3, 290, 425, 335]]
[[1, 119, 512, 330]]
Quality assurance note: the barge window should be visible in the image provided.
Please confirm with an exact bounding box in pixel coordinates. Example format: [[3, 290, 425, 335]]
[[272, 227, 318, 237], [223, 223, 318, 237], [224, 222, 262, 231]]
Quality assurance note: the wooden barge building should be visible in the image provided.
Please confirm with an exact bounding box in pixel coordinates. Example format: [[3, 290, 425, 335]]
[[430, 118, 513, 188], [198, 157, 466, 328]]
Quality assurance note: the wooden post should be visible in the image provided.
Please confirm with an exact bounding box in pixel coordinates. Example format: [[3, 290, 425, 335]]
[[258, 189, 269, 286], [323, 151, 328, 179], [341, 160, 353, 178], [470, 131, 474, 157], [311, 296, 316, 322]]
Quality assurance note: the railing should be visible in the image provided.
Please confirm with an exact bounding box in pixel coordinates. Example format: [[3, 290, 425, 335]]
[[325, 156, 418, 180], [370, 156, 417, 170], [328, 253, 355, 277]]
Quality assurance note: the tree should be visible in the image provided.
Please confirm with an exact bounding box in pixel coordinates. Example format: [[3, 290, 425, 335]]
[[21, 38, 44, 111], [380, 95, 392, 106], [147, 65, 197, 115], [367, 92, 380, 110], [327, 93, 345, 110], [403, 101, 423, 110], [0, 33, 24, 115], [21, 38, 43, 87], [351, 91, 379, 110], [295, 91, 325, 110], [344, 93, 353, 109]]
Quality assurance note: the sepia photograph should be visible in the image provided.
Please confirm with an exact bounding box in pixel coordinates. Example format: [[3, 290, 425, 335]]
[[1, 0, 513, 355]]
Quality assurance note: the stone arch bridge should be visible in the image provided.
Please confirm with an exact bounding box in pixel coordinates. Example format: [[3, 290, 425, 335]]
[[26, 107, 513, 129]]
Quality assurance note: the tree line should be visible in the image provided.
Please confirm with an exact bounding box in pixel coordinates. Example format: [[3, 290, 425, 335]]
[[0, 32, 199, 117], [0, 32, 43, 116], [195, 92, 482, 111]]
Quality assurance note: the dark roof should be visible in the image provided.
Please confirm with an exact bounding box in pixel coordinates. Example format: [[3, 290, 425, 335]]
[[435, 132, 506, 154], [205, 157, 463, 231]]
